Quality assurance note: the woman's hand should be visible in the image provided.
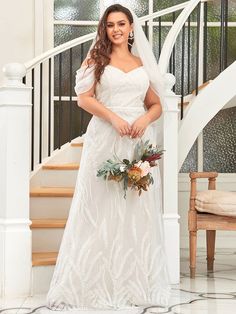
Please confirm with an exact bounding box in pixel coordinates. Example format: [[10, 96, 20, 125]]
[[130, 114, 150, 138], [110, 115, 132, 137]]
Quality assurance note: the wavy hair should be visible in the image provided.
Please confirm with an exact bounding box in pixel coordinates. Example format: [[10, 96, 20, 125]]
[[86, 4, 134, 83]]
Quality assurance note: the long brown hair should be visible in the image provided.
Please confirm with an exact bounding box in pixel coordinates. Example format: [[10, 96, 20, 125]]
[[86, 4, 134, 83]]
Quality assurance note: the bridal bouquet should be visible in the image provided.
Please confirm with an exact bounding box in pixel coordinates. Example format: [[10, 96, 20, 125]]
[[97, 139, 164, 198]]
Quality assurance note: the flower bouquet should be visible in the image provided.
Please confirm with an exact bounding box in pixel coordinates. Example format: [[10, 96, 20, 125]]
[[97, 139, 164, 198]]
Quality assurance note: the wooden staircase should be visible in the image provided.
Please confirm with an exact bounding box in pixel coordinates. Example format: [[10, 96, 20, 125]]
[[30, 141, 83, 272], [30, 187, 74, 197], [178, 81, 211, 108], [32, 252, 58, 266]]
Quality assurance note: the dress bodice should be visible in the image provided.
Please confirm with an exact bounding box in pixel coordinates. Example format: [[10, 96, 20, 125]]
[[95, 65, 150, 110]]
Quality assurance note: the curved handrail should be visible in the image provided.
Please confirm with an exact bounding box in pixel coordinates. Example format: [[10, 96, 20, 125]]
[[25, 32, 96, 71], [178, 61, 236, 170], [24, 1, 189, 72], [159, 0, 201, 74]]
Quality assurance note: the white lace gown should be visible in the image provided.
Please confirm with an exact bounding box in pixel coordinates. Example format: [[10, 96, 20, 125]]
[[46, 64, 171, 311]]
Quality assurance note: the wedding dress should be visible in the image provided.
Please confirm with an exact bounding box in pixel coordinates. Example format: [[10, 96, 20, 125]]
[[46, 63, 171, 311]]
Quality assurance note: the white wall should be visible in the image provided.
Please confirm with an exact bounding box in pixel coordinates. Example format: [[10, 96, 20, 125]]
[[0, 0, 34, 85], [0, 0, 53, 85]]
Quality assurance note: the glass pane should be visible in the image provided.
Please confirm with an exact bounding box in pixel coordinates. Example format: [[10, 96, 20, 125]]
[[121, 0, 148, 16], [207, 0, 236, 23], [153, 0, 184, 11], [180, 139, 198, 173], [54, 0, 100, 21], [153, 0, 196, 21], [174, 26, 198, 96], [203, 106, 236, 173], [229, 0, 236, 22], [206, 27, 221, 81], [54, 25, 96, 47], [207, 0, 221, 22], [227, 27, 236, 67], [54, 0, 148, 20]]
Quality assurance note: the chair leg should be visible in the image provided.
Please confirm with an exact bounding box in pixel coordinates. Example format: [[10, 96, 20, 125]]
[[206, 230, 216, 272], [189, 231, 197, 278]]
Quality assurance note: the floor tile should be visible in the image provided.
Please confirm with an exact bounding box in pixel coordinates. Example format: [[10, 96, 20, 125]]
[[0, 297, 27, 313], [171, 298, 236, 314], [0, 248, 235, 314]]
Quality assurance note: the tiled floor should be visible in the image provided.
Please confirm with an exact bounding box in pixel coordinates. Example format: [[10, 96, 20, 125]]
[[1, 248, 236, 313]]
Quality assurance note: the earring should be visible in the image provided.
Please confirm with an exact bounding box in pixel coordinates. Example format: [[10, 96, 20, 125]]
[[129, 31, 134, 39]]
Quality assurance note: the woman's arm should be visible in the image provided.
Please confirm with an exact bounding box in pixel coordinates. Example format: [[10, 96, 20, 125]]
[[130, 86, 162, 138], [143, 86, 162, 122]]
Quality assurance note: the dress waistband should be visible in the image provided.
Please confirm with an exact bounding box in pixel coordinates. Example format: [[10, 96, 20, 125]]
[[106, 106, 145, 112]]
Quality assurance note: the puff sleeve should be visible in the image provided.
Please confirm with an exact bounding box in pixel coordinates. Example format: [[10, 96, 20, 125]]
[[74, 64, 95, 97]]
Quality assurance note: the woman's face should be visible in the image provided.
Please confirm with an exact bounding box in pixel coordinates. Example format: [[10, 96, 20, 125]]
[[106, 11, 133, 47]]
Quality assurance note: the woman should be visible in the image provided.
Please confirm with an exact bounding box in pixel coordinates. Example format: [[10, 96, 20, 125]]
[[47, 4, 171, 311]]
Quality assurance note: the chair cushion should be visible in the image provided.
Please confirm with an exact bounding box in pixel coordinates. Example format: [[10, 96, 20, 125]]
[[195, 190, 236, 217]]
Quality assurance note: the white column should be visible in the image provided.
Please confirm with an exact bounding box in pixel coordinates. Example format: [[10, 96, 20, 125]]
[[0, 63, 32, 298], [162, 73, 180, 284]]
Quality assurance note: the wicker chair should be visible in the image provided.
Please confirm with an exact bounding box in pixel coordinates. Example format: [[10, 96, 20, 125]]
[[189, 171, 236, 278]]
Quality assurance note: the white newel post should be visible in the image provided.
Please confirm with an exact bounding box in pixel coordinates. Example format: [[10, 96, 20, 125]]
[[163, 73, 180, 284], [0, 63, 32, 298]]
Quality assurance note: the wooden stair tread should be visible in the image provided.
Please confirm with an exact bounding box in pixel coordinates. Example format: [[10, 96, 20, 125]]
[[192, 81, 210, 95], [42, 163, 80, 170], [31, 219, 67, 228], [179, 81, 211, 106], [30, 187, 74, 197], [71, 142, 83, 147], [178, 101, 189, 106], [32, 252, 58, 266]]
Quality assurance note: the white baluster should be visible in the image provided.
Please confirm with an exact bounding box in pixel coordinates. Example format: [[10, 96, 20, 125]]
[[0, 63, 32, 297]]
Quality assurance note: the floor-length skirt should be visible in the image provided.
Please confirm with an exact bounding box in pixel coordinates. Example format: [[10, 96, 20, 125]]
[[46, 107, 171, 311]]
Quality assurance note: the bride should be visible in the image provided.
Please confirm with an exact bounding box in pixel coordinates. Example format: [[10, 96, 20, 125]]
[[46, 3, 171, 311]]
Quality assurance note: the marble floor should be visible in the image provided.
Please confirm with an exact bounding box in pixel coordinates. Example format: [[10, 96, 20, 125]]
[[1, 248, 236, 313]]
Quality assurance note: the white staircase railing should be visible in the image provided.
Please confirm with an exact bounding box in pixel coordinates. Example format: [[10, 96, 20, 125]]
[[178, 61, 236, 170]]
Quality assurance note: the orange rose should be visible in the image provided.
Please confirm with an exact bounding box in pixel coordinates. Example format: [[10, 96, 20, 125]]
[[127, 166, 142, 182]]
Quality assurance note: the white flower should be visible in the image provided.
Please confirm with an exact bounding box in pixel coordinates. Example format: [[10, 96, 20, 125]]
[[120, 165, 126, 172], [135, 160, 142, 168], [134, 160, 151, 177]]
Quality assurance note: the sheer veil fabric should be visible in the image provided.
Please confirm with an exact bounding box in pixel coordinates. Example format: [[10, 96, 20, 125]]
[[46, 1, 171, 311]]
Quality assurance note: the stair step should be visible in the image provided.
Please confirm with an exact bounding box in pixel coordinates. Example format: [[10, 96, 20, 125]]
[[42, 163, 80, 170], [31, 219, 67, 229], [30, 198, 72, 219], [71, 142, 83, 147], [192, 80, 210, 95], [30, 187, 74, 197], [178, 101, 189, 106], [32, 252, 58, 266]]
